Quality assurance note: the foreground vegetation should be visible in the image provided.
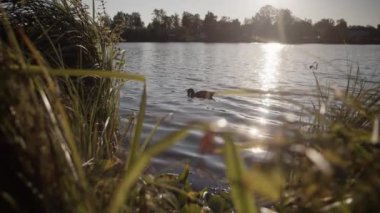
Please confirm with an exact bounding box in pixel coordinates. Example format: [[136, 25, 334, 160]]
[[1, 1, 380, 212]]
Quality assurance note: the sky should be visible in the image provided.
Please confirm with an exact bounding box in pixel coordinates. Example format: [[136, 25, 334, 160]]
[[84, 0, 380, 27]]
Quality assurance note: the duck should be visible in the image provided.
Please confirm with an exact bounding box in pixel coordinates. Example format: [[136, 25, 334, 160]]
[[187, 88, 215, 99]]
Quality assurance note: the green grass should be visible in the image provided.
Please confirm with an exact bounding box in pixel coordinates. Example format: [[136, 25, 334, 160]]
[[1, 1, 380, 212]]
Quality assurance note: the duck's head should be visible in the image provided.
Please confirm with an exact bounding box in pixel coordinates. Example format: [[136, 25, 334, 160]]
[[187, 88, 195, 98]]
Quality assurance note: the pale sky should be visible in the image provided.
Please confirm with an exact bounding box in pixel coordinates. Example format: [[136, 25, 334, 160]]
[[84, 0, 380, 27]]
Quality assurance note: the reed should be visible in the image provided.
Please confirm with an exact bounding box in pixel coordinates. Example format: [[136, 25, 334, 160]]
[[0, 0, 131, 211]]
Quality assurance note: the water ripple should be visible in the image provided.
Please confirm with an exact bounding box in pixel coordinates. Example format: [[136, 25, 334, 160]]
[[120, 43, 380, 185]]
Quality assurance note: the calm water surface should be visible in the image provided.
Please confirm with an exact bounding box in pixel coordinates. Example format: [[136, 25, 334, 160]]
[[119, 43, 380, 187]]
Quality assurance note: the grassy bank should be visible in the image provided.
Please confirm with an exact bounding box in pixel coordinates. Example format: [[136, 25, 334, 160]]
[[1, 1, 380, 212]]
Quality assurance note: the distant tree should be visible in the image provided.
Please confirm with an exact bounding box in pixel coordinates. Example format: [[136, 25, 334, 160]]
[[217, 17, 242, 42], [168, 14, 181, 41], [314, 18, 335, 42], [335, 18, 348, 42], [112, 11, 128, 29], [254, 5, 278, 25], [162, 15, 173, 30], [124, 13, 147, 41], [252, 5, 278, 40], [292, 19, 316, 43], [203, 11, 218, 41], [180, 12, 192, 40], [181, 12, 192, 29], [109, 5, 378, 43], [180, 12, 202, 41], [171, 14, 180, 29], [129, 12, 144, 29], [152, 9, 166, 25], [336, 19, 347, 29], [276, 9, 293, 26], [111, 11, 146, 41], [274, 9, 294, 42], [218, 16, 231, 41], [149, 9, 170, 41], [191, 13, 202, 39]]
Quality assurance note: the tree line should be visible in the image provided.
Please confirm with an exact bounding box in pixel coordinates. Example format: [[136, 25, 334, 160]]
[[108, 5, 380, 44]]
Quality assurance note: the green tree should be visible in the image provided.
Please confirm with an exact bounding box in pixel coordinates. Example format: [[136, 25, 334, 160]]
[[112, 11, 128, 29], [181, 12, 202, 41], [252, 5, 278, 40], [336, 18, 348, 42], [203, 11, 218, 41], [149, 9, 170, 41], [314, 18, 335, 42], [130, 12, 144, 29], [292, 19, 316, 43], [274, 9, 294, 42], [217, 17, 242, 41], [171, 14, 180, 29]]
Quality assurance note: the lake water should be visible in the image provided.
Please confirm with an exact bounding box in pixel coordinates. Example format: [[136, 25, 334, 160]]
[[119, 43, 380, 188]]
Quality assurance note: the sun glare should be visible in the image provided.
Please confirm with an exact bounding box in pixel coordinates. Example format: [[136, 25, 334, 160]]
[[259, 43, 284, 91], [248, 147, 266, 154], [249, 127, 259, 136]]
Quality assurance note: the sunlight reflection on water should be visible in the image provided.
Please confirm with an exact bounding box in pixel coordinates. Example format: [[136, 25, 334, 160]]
[[260, 43, 284, 91], [243, 43, 284, 151], [248, 147, 267, 154]]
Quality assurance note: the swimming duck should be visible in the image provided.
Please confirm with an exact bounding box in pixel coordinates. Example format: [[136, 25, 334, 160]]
[[187, 88, 215, 99]]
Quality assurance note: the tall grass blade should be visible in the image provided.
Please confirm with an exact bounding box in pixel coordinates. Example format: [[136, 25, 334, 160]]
[[108, 125, 194, 213], [223, 134, 257, 213], [0, 8, 26, 68], [19, 28, 88, 182], [126, 83, 147, 171], [141, 113, 172, 152], [20, 65, 145, 81]]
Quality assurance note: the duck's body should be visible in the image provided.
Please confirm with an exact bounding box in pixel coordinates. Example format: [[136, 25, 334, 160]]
[[187, 88, 215, 99]]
